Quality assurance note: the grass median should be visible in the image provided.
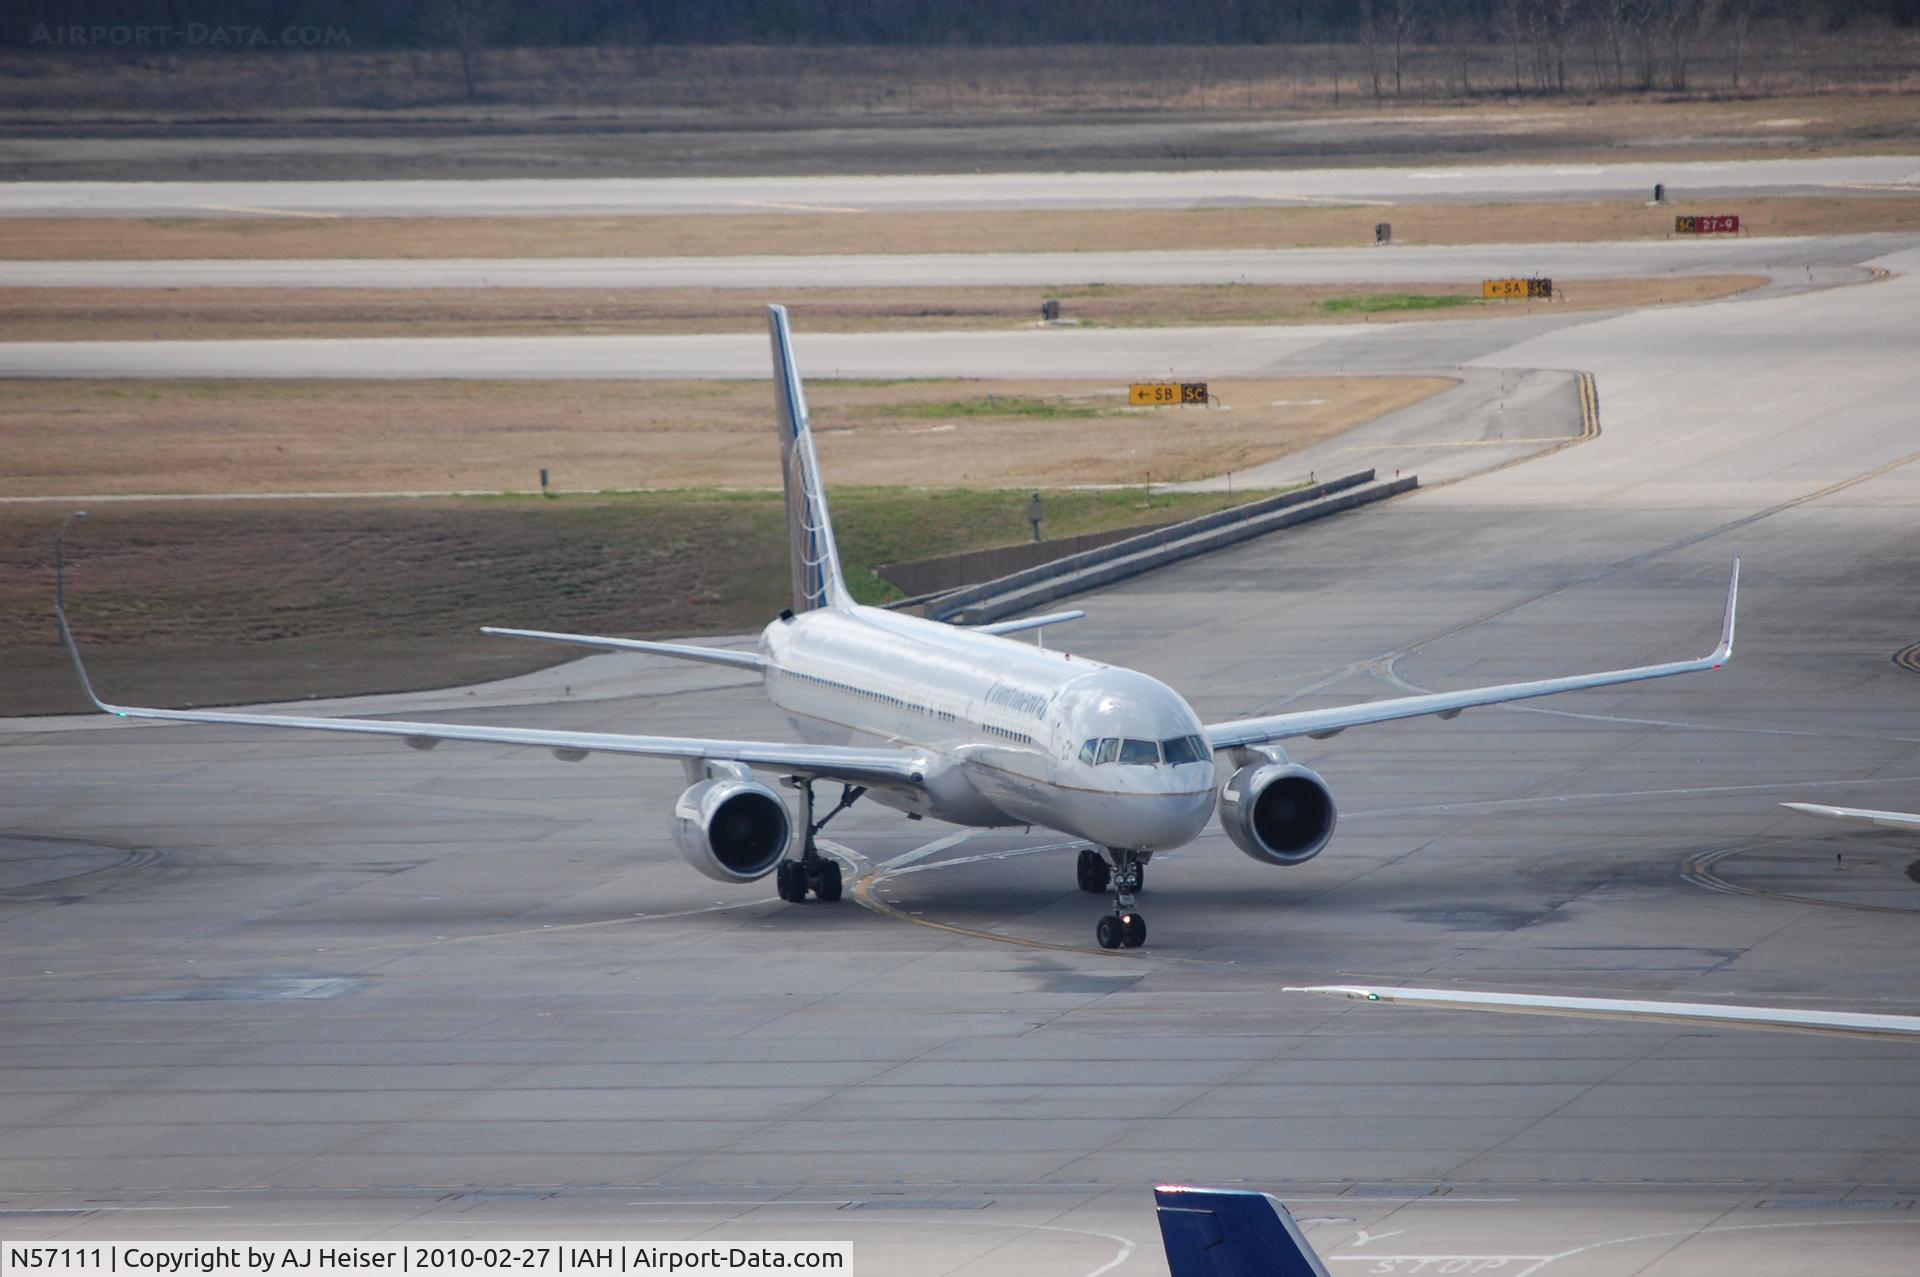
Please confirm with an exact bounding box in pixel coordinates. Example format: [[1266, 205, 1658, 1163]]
[[4, 197, 1915, 261], [1, 276, 1767, 342], [4, 486, 1254, 715], [1, 375, 1451, 497]]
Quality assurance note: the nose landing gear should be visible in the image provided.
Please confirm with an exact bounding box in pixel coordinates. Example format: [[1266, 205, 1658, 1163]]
[[1092, 847, 1148, 949]]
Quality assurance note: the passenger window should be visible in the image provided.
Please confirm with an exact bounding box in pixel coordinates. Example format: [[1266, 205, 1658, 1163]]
[[1119, 738, 1160, 766], [1094, 737, 1120, 765], [1161, 735, 1203, 766], [1077, 739, 1097, 765]]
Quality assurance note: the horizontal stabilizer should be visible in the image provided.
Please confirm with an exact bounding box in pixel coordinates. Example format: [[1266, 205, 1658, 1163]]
[[970, 609, 1085, 637], [481, 626, 766, 672], [1155, 1185, 1330, 1277]]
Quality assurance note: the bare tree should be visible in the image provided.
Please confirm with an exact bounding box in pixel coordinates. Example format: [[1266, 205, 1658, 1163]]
[[1717, 0, 1756, 88], [1591, 0, 1635, 89], [1539, 0, 1580, 92], [1633, 0, 1662, 88], [1442, 5, 1483, 96], [430, 0, 506, 102], [1386, 0, 1424, 96], [1361, 0, 1386, 99], [1496, 0, 1529, 91], [1662, 0, 1707, 90]]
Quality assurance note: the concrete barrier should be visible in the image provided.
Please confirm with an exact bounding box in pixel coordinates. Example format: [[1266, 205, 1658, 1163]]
[[877, 520, 1180, 598], [925, 471, 1378, 621], [935, 471, 1416, 624]]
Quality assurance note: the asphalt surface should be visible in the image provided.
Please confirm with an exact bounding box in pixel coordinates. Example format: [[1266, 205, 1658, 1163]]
[[2, 235, 1893, 290], [4, 241, 1920, 1273], [3, 156, 1916, 218]]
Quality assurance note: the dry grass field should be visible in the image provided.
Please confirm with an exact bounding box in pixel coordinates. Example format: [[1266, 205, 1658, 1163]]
[[6, 198, 1915, 261], [0, 276, 1765, 342], [2, 376, 1451, 498]]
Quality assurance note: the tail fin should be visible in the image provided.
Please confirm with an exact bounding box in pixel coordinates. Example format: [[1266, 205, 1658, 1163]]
[[1155, 1186, 1331, 1277], [768, 304, 849, 612]]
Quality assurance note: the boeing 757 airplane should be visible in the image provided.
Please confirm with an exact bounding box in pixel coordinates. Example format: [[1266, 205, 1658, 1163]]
[[58, 305, 1740, 949]]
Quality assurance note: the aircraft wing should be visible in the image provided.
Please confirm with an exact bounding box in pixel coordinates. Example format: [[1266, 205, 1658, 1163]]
[[55, 570, 921, 793], [1780, 802, 1920, 833], [1205, 558, 1738, 751], [1289, 984, 1920, 1040], [480, 625, 768, 672]]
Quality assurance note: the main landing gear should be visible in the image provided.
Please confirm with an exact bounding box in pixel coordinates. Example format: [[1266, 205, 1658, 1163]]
[[1084, 847, 1148, 949], [775, 779, 864, 904]]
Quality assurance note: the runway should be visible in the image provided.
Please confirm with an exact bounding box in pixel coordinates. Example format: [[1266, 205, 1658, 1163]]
[[3, 155, 1916, 219], [0, 234, 1889, 290], [5, 237, 1920, 1272]]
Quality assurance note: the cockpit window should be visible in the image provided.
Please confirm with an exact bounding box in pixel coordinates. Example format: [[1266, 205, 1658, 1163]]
[[1161, 735, 1208, 766], [1077, 739, 1097, 765], [1118, 738, 1160, 766], [1094, 737, 1120, 765]]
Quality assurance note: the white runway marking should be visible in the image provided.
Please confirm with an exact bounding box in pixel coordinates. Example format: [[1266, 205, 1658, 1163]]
[[197, 204, 340, 219], [1500, 1215, 1920, 1276], [1344, 437, 1575, 449], [878, 829, 979, 870], [1254, 193, 1393, 207], [1329, 1254, 1552, 1272], [729, 199, 867, 214]]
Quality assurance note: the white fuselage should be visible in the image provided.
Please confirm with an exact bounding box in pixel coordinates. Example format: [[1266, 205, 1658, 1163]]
[[759, 605, 1218, 851]]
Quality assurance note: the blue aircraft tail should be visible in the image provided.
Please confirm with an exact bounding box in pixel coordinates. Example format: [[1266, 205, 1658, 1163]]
[[767, 304, 850, 614], [1155, 1186, 1331, 1277]]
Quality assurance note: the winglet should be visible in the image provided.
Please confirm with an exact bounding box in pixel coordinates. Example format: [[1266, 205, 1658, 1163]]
[[53, 511, 119, 717], [1155, 1185, 1331, 1277], [1713, 555, 1740, 666]]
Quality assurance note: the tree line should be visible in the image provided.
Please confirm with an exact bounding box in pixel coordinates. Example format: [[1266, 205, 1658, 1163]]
[[13, 0, 1919, 51]]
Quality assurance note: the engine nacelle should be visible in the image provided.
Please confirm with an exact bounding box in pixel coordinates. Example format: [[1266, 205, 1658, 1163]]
[[671, 778, 792, 883], [1219, 760, 1337, 866]]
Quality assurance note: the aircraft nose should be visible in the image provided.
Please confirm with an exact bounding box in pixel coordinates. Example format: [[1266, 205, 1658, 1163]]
[[1126, 783, 1217, 849]]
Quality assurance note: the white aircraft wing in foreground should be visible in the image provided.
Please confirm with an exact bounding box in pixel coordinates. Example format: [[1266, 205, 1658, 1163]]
[[1779, 802, 1920, 833], [1291, 984, 1920, 1040], [1204, 558, 1737, 749]]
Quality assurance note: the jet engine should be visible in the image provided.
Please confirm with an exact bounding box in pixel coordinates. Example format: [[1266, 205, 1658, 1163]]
[[671, 778, 792, 882], [1218, 759, 1337, 866]]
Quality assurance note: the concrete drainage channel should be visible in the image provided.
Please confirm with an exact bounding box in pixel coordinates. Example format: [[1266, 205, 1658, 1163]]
[[911, 469, 1416, 626]]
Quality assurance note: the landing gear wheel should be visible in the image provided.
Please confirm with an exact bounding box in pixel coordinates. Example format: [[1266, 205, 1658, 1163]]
[[1076, 848, 1111, 893], [775, 861, 807, 903], [1096, 914, 1123, 950], [784, 777, 863, 904], [1121, 912, 1146, 948]]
